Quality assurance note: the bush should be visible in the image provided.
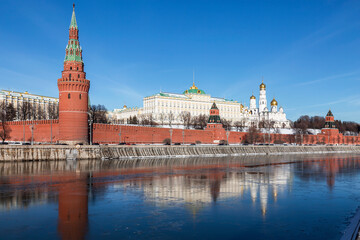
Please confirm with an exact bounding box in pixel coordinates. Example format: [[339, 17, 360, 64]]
[[274, 140, 285, 144], [163, 138, 171, 145], [219, 140, 228, 145]]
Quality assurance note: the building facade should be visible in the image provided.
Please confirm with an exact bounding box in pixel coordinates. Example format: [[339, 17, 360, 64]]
[[109, 81, 291, 128], [0, 89, 59, 120]]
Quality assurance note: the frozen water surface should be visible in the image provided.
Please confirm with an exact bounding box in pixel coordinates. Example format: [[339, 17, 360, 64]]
[[0, 153, 360, 239]]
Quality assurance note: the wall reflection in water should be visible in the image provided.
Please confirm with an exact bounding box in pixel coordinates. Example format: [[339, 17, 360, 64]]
[[0, 154, 360, 239]]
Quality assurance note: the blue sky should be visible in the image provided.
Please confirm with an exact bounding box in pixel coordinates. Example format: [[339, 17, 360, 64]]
[[0, 0, 360, 122]]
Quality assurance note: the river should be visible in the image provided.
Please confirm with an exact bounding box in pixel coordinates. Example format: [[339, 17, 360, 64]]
[[0, 153, 360, 239]]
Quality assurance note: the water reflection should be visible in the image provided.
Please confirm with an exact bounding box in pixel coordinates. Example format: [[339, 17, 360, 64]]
[[0, 154, 360, 239]]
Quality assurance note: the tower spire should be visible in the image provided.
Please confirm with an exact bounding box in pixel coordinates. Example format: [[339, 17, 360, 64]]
[[70, 4, 78, 29]]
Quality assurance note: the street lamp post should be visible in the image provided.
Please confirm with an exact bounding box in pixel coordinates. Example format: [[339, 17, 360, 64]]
[[226, 131, 230, 145], [50, 119, 53, 144], [182, 129, 185, 145], [87, 112, 93, 145], [118, 127, 121, 144], [169, 128, 173, 145], [29, 123, 35, 145]]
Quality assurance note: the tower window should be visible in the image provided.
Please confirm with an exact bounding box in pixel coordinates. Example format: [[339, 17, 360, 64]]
[[70, 67, 72, 70], [78, 74, 80, 78], [77, 67, 79, 70], [69, 74, 71, 80], [68, 93, 71, 99], [79, 94, 81, 99]]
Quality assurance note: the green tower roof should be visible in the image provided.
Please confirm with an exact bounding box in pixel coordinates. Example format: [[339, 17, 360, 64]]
[[326, 109, 333, 117], [64, 4, 83, 63], [210, 102, 218, 110], [70, 4, 78, 29]]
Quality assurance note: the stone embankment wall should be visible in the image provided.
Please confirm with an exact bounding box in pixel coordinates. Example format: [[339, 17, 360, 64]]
[[0, 145, 359, 161]]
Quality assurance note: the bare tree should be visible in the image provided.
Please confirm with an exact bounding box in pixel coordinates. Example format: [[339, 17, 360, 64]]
[[89, 104, 109, 123], [168, 112, 174, 127], [37, 105, 46, 120], [159, 113, 165, 126], [149, 113, 156, 127], [48, 103, 59, 119], [6, 103, 16, 121], [234, 120, 245, 132], [0, 102, 11, 143], [222, 119, 232, 131], [19, 101, 33, 120], [180, 111, 191, 129], [191, 114, 208, 130], [139, 113, 157, 126], [245, 125, 261, 144]]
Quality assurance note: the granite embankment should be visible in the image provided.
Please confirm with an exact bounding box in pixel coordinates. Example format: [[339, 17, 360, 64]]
[[0, 145, 360, 161]]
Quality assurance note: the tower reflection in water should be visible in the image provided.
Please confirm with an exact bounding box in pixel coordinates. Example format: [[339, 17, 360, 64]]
[[1, 154, 360, 239]]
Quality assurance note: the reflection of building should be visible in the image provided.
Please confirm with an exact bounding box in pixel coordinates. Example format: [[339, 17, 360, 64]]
[[58, 175, 89, 240], [109, 81, 291, 128], [0, 89, 58, 120], [121, 164, 293, 216]]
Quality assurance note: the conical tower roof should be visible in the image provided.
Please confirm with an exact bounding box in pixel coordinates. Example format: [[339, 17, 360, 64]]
[[210, 102, 218, 110], [70, 4, 78, 29], [326, 109, 333, 117]]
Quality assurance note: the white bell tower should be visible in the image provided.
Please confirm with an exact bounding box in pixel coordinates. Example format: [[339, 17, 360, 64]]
[[259, 79, 267, 112]]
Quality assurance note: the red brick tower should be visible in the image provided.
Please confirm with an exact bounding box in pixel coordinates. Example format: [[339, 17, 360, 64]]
[[206, 102, 227, 142], [58, 4, 90, 144], [321, 109, 339, 135]]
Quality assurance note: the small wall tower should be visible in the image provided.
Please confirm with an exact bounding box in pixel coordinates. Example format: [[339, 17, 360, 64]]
[[259, 80, 267, 112], [206, 102, 222, 129], [58, 4, 90, 144]]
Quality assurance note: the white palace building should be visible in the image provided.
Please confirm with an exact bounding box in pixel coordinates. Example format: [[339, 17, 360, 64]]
[[109, 80, 291, 128]]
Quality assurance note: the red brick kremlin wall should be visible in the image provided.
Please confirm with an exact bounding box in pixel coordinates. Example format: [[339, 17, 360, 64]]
[[1, 120, 59, 143], [1, 121, 359, 145]]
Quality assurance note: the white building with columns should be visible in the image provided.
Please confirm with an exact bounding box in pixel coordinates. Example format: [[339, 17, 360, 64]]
[[109, 80, 291, 128]]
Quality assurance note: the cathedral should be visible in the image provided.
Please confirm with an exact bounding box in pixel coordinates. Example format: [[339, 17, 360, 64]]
[[109, 80, 291, 128]]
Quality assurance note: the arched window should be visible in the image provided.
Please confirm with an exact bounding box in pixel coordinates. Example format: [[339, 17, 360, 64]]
[[69, 74, 71, 80], [70, 67, 72, 70], [78, 74, 80, 78], [79, 94, 81, 99], [68, 93, 71, 99]]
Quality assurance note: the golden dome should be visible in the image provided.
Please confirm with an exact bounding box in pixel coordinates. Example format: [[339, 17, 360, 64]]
[[250, 95, 256, 100], [123, 105, 127, 109], [189, 82, 198, 90], [271, 98, 278, 106], [260, 81, 266, 90]]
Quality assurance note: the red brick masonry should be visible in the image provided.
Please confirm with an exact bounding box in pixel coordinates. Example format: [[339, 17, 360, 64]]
[[2, 121, 359, 145]]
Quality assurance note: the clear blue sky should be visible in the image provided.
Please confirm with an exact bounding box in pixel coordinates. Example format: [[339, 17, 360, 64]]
[[1, 0, 360, 122]]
